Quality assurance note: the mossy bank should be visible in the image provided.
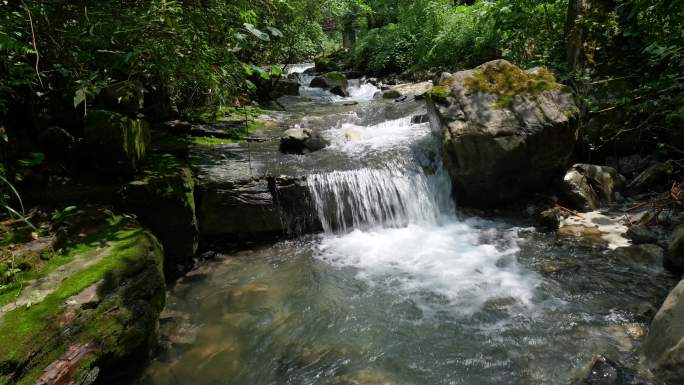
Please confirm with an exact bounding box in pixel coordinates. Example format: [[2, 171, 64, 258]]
[[0, 209, 165, 385]]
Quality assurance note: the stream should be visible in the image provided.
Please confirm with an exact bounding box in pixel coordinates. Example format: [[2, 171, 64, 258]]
[[133, 65, 676, 385]]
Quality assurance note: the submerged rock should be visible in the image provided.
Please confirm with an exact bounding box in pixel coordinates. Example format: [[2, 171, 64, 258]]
[[643, 278, 684, 383], [426, 60, 579, 207], [562, 164, 626, 211], [84, 109, 150, 173], [573, 355, 650, 385], [280, 127, 330, 154]]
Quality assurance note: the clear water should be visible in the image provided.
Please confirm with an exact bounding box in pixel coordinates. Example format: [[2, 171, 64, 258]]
[[133, 65, 676, 385]]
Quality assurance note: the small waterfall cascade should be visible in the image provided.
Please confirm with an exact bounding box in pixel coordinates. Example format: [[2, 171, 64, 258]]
[[307, 159, 454, 233]]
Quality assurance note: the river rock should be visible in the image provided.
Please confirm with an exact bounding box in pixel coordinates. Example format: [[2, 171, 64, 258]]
[[562, 164, 626, 211], [643, 278, 684, 383], [382, 89, 401, 99], [280, 127, 330, 154], [627, 162, 672, 195], [626, 224, 658, 244], [120, 154, 199, 275], [537, 207, 562, 231], [84, 109, 150, 174], [573, 355, 648, 385], [0, 209, 165, 385], [309, 72, 349, 97], [426, 60, 579, 207], [666, 225, 684, 270], [611, 244, 663, 266], [275, 79, 301, 96]]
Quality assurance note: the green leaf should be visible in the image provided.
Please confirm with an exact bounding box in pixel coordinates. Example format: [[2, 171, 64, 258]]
[[244, 23, 270, 41], [259, 71, 270, 80], [73, 88, 86, 108], [244, 80, 257, 92], [17, 152, 45, 167], [267, 26, 284, 38], [269, 65, 283, 76]]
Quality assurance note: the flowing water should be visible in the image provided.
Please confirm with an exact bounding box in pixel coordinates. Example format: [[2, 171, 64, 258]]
[[134, 67, 676, 385]]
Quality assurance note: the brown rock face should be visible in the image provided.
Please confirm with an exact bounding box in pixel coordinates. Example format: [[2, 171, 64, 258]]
[[426, 60, 579, 207]]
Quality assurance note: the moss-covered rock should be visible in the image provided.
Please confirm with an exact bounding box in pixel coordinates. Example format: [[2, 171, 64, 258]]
[[309, 72, 349, 97], [121, 154, 198, 274], [85, 110, 151, 174], [0, 209, 165, 385], [426, 60, 579, 208], [314, 58, 340, 73]]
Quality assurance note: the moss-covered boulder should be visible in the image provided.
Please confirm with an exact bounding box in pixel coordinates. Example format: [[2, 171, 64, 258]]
[[121, 154, 199, 274], [426, 60, 579, 207], [0, 209, 165, 385], [85, 110, 151, 174], [314, 57, 340, 73]]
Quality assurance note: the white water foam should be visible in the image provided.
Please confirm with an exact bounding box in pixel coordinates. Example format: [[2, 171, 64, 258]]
[[325, 116, 429, 153], [316, 222, 540, 316]]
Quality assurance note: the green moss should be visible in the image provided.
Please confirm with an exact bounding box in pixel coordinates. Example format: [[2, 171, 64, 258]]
[[464, 62, 561, 108], [428, 85, 453, 102], [324, 71, 346, 82], [84, 110, 151, 171], [0, 215, 162, 368]]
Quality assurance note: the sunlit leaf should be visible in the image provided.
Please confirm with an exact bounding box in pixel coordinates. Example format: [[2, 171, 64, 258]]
[[244, 23, 270, 41]]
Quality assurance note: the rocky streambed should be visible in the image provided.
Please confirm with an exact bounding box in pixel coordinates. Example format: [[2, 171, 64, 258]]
[[3, 61, 684, 385]]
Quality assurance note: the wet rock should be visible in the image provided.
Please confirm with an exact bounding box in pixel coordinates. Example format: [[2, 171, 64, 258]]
[[540, 259, 580, 274], [644, 278, 684, 383], [120, 154, 199, 274], [382, 89, 401, 99], [575, 355, 649, 385], [280, 127, 330, 154], [626, 224, 658, 244], [433, 71, 452, 85], [666, 225, 684, 270], [537, 207, 561, 231], [386, 81, 433, 99], [310, 72, 349, 97], [411, 114, 429, 124], [84, 109, 150, 174], [562, 164, 626, 211], [196, 175, 318, 238], [275, 79, 301, 96], [426, 60, 579, 207], [611, 244, 663, 266], [627, 163, 672, 195]]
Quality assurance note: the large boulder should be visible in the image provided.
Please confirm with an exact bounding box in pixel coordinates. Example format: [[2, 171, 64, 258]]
[[120, 154, 199, 276], [274, 79, 301, 97], [0, 209, 165, 385], [643, 279, 684, 383], [426, 60, 579, 207], [562, 164, 626, 211], [280, 128, 329, 155], [85, 110, 151, 173]]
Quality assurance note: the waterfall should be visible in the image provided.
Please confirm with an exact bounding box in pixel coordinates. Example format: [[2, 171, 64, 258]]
[[307, 161, 453, 233]]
